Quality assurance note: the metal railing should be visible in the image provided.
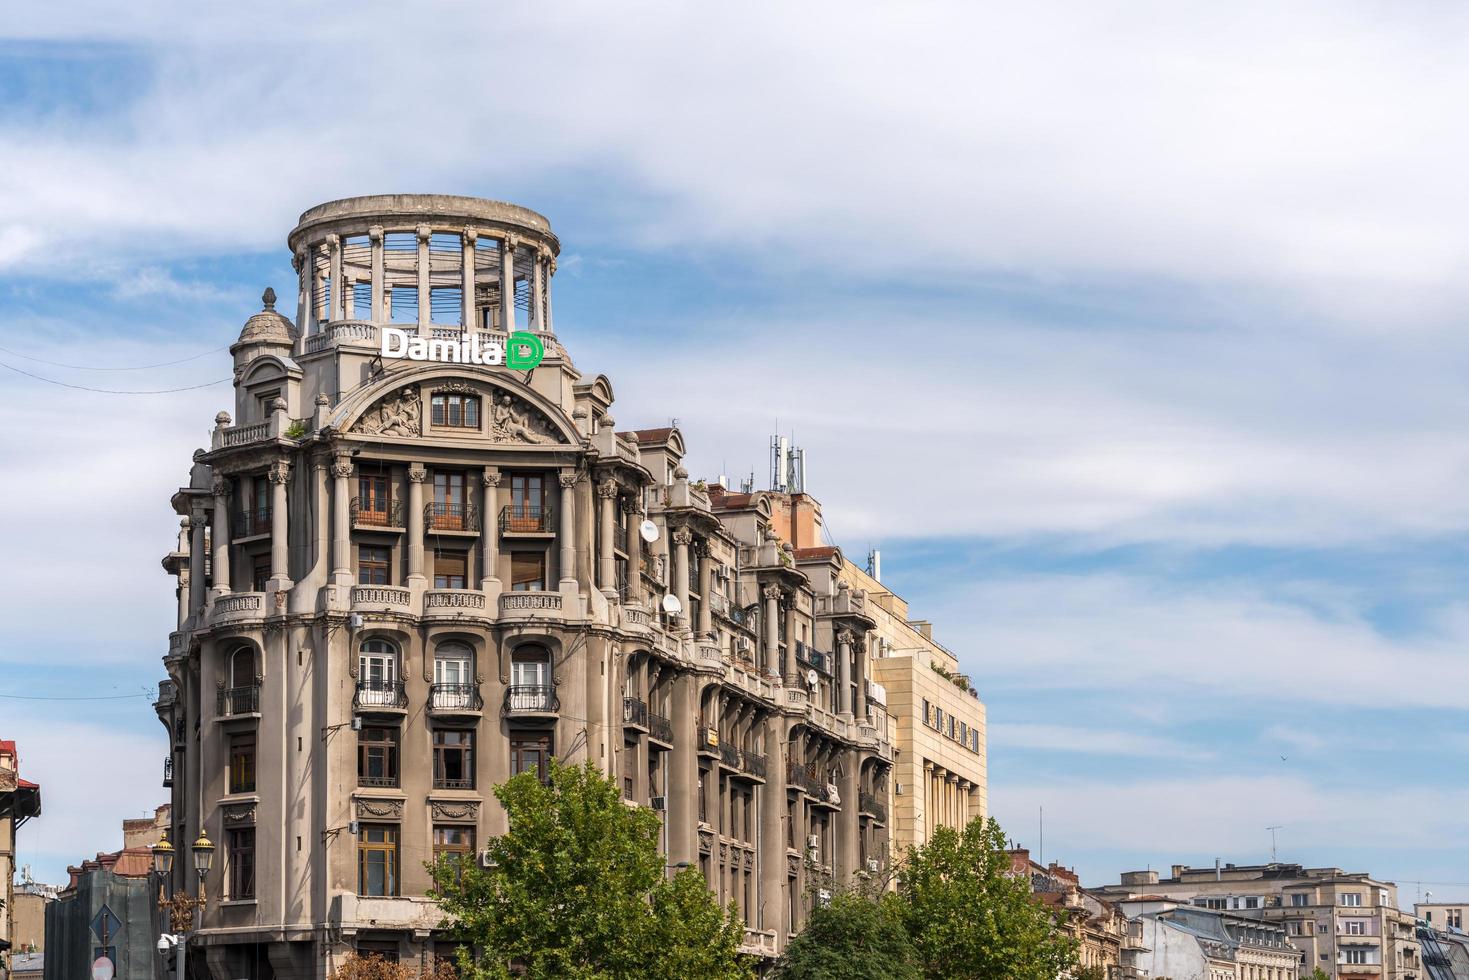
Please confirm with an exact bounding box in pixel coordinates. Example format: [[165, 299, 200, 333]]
[[623, 696, 648, 727], [797, 641, 833, 676], [697, 725, 721, 754], [504, 685, 558, 713], [232, 508, 271, 538], [786, 761, 822, 796], [217, 684, 260, 716], [859, 791, 887, 822], [434, 775, 475, 790], [743, 752, 768, 780], [499, 503, 553, 533], [162, 756, 174, 788], [429, 683, 483, 711], [426, 500, 480, 532], [354, 679, 407, 710], [359, 772, 399, 789], [649, 712, 674, 743], [719, 741, 742, 769], [351, 496, 403, 528]]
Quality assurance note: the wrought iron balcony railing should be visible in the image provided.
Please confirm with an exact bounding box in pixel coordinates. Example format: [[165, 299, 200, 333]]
[[351, 495, 403, 528], [504, 684, 558, 713], [162, 756, 174, 788], [499, 503, 554, 534], [429, 683, 483, 711], [649, 712, 674, 744], [859, 791, 887, 822], [786, 761, 822, 796], [743, 752, 768, 780], [232, 508, 271, 538], [216, 683, 260, 716], [623, 696, 648, 728], [426, 500, 480, 532], [719, 741, 742, 769], [354, 678, 407, 710]]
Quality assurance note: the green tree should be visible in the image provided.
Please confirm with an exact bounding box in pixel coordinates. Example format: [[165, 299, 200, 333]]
[[896, 817, 1077, 980], [1305, 970, 1331, 980], [429, 760, 751, 980], [773, 889, 922, 980]]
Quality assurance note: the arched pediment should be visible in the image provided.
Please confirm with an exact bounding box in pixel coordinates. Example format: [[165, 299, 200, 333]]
[[333, 367, 579, 445], [240, 354, 302, 386]]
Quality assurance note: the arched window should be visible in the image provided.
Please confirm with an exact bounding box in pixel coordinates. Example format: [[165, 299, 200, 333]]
[[228, 647, 257, 689], [433, 642, 474, 708], [508, 644, 553, 711], [358, 639, 399, 707], [218, 646, 260, 716]]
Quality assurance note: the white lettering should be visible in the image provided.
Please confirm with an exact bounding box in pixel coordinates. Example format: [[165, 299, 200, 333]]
[[379, 329, 504, 366], [381, 327, 410, 358]]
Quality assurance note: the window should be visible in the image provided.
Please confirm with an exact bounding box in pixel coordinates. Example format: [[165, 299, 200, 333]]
[[431, 393, 480, 429], [434, 643, 473, 705], [1344, 920, 1366, 935], [1344, 949, 1368, 965], [433, 730, 474, 789], [359, 545, 391, 585], [227, 828, 255, 899], [1341, 893, 1362, 907], [433, 825, 475, 881], [357, 473, 391, 525], [434, 550, 468, 589], [432, 471, 467, 529], [252, 554, 271, 592], [510, 734, 552, 782], [358, 640, 398, 706], [510, 646, 551, 709], [240, 475, 271, 536], [511, 552, 546, 591], [357, 825, 399, 896], [228, 733, 256, 794], [358, 726, 399, 787], [228, 647, 257, 688], [1291, 893, 1308, 907], [508, 473, 545, 529], [922, 699, 931, 726]]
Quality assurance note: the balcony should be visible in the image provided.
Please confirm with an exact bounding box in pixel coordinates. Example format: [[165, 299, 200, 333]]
[[426, 500, 480, 533], [698, 725, 721, 757], [500, 504, 554, 535], [859, 791, 887, 822], [649, 711, 674, 745], [623, 696, 649, 729], [796, 641, 832, 676], [233, 508, 271, 539], [504, 684, 558, 715], [216, 683, 260, 717], [429, 683, 483, 713], [350, 585, 412, 612], [719, 741, 742, 770], [162, 756, 174, 788], [212, 592, 266, 624], [354, 679, 408, 711], [499, 591, 564, 616], [740, 752, 768, 781], [787, 761, 822, 797], [351, 496, 403, 529]]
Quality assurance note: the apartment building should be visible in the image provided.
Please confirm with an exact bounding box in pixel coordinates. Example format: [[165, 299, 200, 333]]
[[1007, 849, 1132, 976], [153, 194, 908, 980], [1, 740, 42, 980], [1094, 862, 1421, 978], [1416, 904, 1467, 933], [1118, 898, 1302, 980]]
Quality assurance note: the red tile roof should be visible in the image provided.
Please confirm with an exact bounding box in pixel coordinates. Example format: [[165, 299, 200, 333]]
[[627, 427, 674, 444], [793, 546, 838, 560]]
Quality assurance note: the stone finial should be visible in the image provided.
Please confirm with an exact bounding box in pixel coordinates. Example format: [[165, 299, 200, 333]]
[[262, 287, 276, 311], [674, 465, 689, 480], [214, 411, 232, 427], [315, 393, 330, 406], [602, 415, 615, 429], [838, 579, 850, 591], [272, 397, 287, 413]]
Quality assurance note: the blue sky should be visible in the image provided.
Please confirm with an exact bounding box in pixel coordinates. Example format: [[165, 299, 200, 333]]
[[4, 2, 1469, 905]]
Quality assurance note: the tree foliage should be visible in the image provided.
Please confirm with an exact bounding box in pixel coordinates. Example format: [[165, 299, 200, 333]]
[[329, 953, 457, 980], [773, 889, 921, 980], [896, 817, 1077, 980], [429, 759, 751, 980]]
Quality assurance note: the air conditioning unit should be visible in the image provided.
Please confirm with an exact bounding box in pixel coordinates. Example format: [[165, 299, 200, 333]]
[[894, 781, 904, 796], [807, 835, 820, 850], [477, 848, 496, 868], [866, 858, 880, 873], [650, 796, 667, 811], [817, 889, 832, 906]]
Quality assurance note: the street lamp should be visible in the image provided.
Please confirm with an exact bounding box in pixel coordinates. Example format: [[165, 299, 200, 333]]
[[151, 830, 175, 876], [192, 831, 215, 904]]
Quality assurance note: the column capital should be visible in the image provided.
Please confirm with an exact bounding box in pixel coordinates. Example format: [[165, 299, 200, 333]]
[[597, 480, 620, 499], [368, 225, 384, 242], [502, 233, 520, 253], [416, 224, 432, 242], [482, 467, 502, 488], [462, 225, 479, 245], [836, 627, 857, 647], [324, 233, 340, 251], [211, 475, 232, 499], [671, 526, 694, 547], [331, 453, 354, 479], [558, 470, 578, 490], [292, 247, 306, 272], [619, 495, 640, 515], [408, 463, 428, 484], [762, 583, 781, 602], [267, 459, 292, 485]]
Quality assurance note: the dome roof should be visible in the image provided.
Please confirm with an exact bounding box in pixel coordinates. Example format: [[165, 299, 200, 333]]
[[235, 288, 298, 347]]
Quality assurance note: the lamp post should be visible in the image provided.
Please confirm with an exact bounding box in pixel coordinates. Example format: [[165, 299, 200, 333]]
[[191, 831, 215, 906], [152, 829, 213, 980]]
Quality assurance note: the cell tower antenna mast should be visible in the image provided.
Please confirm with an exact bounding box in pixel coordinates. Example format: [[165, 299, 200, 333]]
[[1266, 825, 1283, 863]]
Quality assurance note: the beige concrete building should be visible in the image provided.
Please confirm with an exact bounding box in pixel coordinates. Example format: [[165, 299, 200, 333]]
[[1, 740, 42, 980], [1095, 863, 1422, 978], [1415, 902, 1466, 933], [153, 194, 915, 979], [1008, 849, 1132, 976], [1119, 898, 1301, 980]]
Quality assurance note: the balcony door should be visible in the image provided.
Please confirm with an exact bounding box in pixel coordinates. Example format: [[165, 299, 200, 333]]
[[359, 640, 398, 706], [434, 644, 473, 708], [434, 471, 466, 529], [508, 473, 544, 530], [510, 646, 551, 710], [358, 473, 390, 525]]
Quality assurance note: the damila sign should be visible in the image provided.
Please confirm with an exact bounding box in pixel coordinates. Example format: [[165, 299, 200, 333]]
[[381, 328, 545, 370]]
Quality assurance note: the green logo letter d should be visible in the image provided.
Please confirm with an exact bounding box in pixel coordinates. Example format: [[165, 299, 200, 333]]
[[506, 331, 545, 370]]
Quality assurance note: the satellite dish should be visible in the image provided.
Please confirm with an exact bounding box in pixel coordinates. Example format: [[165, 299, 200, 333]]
[[639, 519, 660, 543], [806, 668, 818, 688], [662, 593, 682, 615]]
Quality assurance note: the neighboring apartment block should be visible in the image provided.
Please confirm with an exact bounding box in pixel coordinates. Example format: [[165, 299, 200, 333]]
[[1118, 899, 1302, 980], [1417, 904, 1467, 933], [1008, 849, 1131, 976], [152, 194, 956, 980], [1, 740, 42, 980], [1094, 862, 1422, 978]]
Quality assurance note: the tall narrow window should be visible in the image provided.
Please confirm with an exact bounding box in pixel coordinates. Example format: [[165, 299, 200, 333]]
[[431, 393, 480, 429], [510, 552, 546, 591], [433, 551, 468, 589], [433, 472, 466, 529], [358, 639, 398, 706], [227, 828, 255, 899], [251, 554, 271, 593], [510, 734, 552, 781], [357, 473, 390, 526], [510, 645, 551, 710], [433, 643, 473, 708], [359, 545, 391, 585], [433, 825, 475, 881], [358, 726, 399, 787], [357, 825, 399, 896], [507, 473, 545, 530], [228, 733, 256, 794], [433, 730, 474, 789]]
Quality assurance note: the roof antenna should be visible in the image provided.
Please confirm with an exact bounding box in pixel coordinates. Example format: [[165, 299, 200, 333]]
[[1266, 825, 1283, 863]]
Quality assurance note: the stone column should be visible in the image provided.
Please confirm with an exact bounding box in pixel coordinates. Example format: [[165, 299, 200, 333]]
[[293, 248, 310, 337], [267, 458, 291, 589], [760, 714, 787, 935], [407, 464, 426, 587], [763, 585, 781, 677], [597, 481, 617, 593], [461, 227, 477, 328], [839, 749, 861, 880], [327, 234, 342, 321], [545, 255, 555, 333], [558, 470, 577, 587], [175, 519, 191, 626], [785, 600, 798, 684], [211, 476, 231, 596], [696, 544, 713, 636], [672, 527, 692, 628], [668, 672, 699, 867], [188, 506, 207, 616], [623, 498, 643, 603], [416, 225, 431, 329], [854, 635, 867, 720], [369, 226, 385, 322], [530, 252, 546, 331], [330, 453, 353, 586], [836, 629, 854, 719], [500, 236, 517, 333], [481, 469, 501, 589]]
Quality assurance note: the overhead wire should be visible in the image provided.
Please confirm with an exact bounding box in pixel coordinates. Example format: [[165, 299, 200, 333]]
[[0, 359, 231, 394], [0, 341, 230, 371]]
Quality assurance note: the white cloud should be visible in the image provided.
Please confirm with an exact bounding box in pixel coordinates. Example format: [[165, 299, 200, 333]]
[[5, 2, 1469, 327], [990, 723, 1203, 760]]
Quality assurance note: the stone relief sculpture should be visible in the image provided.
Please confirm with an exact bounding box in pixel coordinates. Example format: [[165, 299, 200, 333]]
[[352, 387, 422, 437], [490, 394, 556, 444]]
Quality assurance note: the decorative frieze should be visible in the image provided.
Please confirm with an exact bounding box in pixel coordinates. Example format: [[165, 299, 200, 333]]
[[429, 799, 480, 821], [354, 797, 405, 819]]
